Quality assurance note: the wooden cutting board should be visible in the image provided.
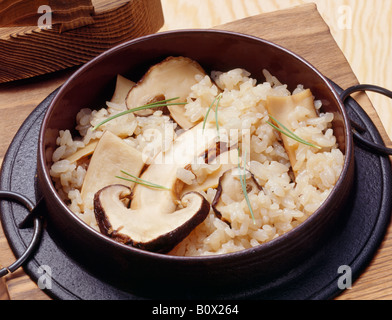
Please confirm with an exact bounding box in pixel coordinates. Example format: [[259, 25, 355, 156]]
[[0, 3, 391, 300]]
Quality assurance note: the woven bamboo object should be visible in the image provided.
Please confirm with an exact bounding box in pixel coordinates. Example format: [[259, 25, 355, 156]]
[[0, 0, 164, 83]]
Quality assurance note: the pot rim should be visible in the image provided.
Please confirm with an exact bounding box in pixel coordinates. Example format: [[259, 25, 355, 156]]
[[38, 28, 354, 263]]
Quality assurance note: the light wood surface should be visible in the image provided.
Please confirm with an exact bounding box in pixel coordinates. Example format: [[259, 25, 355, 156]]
[[161, 0, 392, 140], [0, 1, 391, 300]]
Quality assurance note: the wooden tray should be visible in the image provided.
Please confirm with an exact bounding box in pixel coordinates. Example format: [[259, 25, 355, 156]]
[[0, 3, 391, 300]]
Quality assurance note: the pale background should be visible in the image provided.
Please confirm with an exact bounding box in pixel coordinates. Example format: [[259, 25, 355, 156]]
[[160, 0, 392, 139]]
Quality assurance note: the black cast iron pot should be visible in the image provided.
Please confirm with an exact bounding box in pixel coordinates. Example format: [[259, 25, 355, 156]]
[[37, 30, 356, 298]]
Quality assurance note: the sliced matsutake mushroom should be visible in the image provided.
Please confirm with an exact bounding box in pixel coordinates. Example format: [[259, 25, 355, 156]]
[[212, 168, 262, 223], [180, 148, 239, 196], [81, 131, 145, 206], [110, 74, 136, 105], [130, 94, 170, 117], [266, 89, 318, 175], [94, 122, 219, 252], [126, 56, 206, 129], [94, 185, 210, 253], [64, 140, 98, 164]]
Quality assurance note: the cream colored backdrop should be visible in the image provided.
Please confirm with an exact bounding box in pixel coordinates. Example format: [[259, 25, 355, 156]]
[[160, 0, 392, 139]]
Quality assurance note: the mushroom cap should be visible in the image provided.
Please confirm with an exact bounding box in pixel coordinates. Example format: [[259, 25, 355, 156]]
[[125, 56, 206, 129], [93, 122, 219, 253], [94, 184, 210, 253], [212, 167, 262, 223]]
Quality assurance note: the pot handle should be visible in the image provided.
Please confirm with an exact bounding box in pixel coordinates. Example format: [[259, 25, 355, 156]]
[[340, 84, 392, 156], [0, 191, 43, 278]]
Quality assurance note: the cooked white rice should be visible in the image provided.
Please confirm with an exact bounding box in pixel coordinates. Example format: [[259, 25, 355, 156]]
[[49, 67, 344, 256]]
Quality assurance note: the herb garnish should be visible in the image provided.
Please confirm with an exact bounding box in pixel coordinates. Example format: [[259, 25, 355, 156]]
[[93, 97, 187, 131], [267, 114, 322, 150], [203, 93, 223, 137], [237, 147, 256, 224], [116, 170, 171, 190]]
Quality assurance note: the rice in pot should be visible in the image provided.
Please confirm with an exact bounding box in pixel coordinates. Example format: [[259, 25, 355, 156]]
[[49, 66, 344, 256]]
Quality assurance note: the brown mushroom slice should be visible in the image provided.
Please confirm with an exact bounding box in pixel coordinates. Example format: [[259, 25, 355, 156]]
[[130, 121, 218, 209], [266, 89, 318, 175], [131, 94, 169, 117], [212, 168, 262, 223], [180, 148, 239, 196], [94, 185, 210, 253], [81, 131, 145, 205], [126, 56, 206, 129], [94, 122, 218, 252], [110, 74, 136, 105]]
